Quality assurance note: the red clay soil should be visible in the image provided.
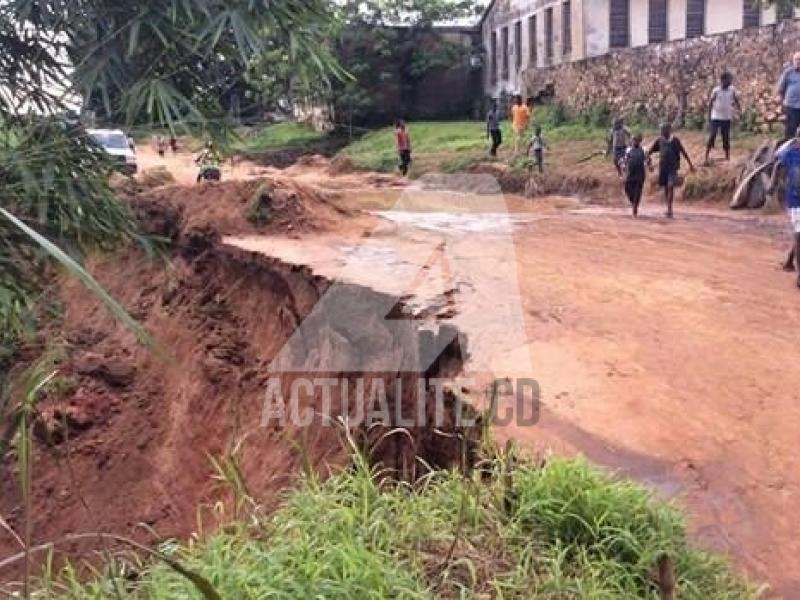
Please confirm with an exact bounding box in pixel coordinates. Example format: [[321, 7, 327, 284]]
[[0, 179, 475, 580]]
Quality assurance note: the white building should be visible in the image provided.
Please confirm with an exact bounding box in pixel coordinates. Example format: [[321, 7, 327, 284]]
[[482, 0, 797, 97]]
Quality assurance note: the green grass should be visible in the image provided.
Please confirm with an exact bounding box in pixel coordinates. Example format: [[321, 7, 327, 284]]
[[233, 122, 326, 154], [36, 455, 757, 599], [337, 114, 609, 175]]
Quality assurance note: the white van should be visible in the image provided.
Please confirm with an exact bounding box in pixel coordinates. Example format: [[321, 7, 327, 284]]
[[87, 128, 137, 175]]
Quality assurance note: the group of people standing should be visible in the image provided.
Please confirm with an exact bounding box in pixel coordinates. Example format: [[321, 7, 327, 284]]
[[390, 54, 800, 287], [152, 134, 179, 157], [486, 95, 547, 172]]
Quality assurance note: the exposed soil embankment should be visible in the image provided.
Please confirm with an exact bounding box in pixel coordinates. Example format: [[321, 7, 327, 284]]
[[0, 180, 477, 577], [242, 136, 351, 169]]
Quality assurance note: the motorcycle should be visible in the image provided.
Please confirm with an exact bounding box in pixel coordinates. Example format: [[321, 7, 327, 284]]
[[195, 148, 222, 182], [197, 163, 221, 182]]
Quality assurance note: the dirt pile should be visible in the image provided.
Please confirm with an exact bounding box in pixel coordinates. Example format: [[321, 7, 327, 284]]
[[127, 176, 350, 238], [0, 185, 478, 577], [466, 163, 601, 198]]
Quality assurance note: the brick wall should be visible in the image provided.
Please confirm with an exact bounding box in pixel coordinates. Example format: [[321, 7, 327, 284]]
[[522, 19, 800, 129]]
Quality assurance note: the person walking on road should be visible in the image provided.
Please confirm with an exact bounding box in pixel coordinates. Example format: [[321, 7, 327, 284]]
[[769, 127, 800, 288], [706, 72, 741, 165], [487, 100, 503, 158], [647, 122, 696, 219], [510, 95, 530, 157], [776, 52, 800, 142], [607, 117, 632, 177], [624, 133, 648, 217]]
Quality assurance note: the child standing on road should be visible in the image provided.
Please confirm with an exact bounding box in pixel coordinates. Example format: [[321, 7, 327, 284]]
[[705, 72, 741, 165], [528, 125, 548, 173], [623, 134, 648, 217], [647, 123, 696, 219], [607, 118, 632, 177], [395, 119, 412, 177]]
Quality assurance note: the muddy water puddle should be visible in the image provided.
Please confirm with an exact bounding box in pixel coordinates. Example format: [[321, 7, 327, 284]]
[[374, 210, 543, 234]]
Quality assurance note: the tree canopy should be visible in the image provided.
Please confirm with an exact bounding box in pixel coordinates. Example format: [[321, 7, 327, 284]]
[[0, 0, 340, 344]]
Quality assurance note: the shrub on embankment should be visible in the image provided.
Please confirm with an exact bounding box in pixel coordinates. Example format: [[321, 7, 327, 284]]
[[31, 454, 757, 599]]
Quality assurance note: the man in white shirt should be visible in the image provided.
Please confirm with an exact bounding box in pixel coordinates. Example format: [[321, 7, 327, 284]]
[[705, 72, 741, 165]]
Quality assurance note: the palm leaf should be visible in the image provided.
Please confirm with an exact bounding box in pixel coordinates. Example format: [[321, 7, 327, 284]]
[[0, 208, 151, 347]]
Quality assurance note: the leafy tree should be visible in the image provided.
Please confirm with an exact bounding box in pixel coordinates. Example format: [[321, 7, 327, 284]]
[[246, 0, 482, 128], [333, 0, 480, 125], [0, 0, 339, 357], [765, 0, 800, 19]]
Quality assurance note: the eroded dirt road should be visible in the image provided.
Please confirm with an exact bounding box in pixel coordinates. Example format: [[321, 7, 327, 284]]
[[229, 181, 800, 597], [138, 147, 800, 595]]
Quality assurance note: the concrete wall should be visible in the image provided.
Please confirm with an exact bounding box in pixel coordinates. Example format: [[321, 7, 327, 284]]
[[582, 0, 609, 57], [483, 0, 800, 98], [525, 19, 800, 129], [630, 0, 648, 48], [706, 0, 740, 35], [483, 0, 586, 97], [668, 0, 687, 40]]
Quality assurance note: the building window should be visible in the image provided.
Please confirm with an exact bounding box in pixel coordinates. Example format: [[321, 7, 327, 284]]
[[545, 7, 554, 61], [490, 31, 498, 84], [609, 0, 630, 48], [515, 20, 522, 71], [742, 0, 761, 27], [562, 1, 572, 56], [501, 26, 509, 79], [529, 15, 538, 66], [778, 2, 795, 19], [686, 0, 705, 38], [649, 0, 668, 43]]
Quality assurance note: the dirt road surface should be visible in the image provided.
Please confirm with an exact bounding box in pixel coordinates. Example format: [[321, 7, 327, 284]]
[[136, 146, 800, 594]]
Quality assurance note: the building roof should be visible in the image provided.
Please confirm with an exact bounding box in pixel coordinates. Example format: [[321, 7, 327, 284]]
[[478, 0, 497, 27]]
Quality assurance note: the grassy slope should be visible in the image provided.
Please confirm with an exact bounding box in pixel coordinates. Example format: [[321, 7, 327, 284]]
[[337, 108, 610, 174], [334, 111, 766, 201], [232, 122, 326, 155], [46, 455, 755, 599]]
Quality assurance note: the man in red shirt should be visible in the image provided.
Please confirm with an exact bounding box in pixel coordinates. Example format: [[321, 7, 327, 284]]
[[395, 119, 412, 176]]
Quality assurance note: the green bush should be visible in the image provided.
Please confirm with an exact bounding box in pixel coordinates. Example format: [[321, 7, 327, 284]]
[[739, 107, 759, 133], [686, 111, 707, 131], [584, 101, 613, 128], [43, 456, 757, 599], [234, 122, 326, 154]]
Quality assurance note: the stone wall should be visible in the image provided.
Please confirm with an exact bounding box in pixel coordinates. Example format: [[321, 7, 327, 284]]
[[522, 19, 800, 129]]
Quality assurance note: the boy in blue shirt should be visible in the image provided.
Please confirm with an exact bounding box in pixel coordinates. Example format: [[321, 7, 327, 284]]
[[770, 126, 800, 288]]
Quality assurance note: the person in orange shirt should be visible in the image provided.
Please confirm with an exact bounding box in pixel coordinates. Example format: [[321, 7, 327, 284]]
[[510, 95, 531, 156]]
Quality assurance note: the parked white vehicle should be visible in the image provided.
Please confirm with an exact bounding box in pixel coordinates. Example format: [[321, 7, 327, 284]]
[[87, 128, 137, 175]]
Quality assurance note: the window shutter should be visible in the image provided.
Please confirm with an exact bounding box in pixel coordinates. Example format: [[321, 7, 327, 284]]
[[491, 31, 498, 84], [545, 8, 554, 60], [502, 26, 509, 79], [686, 0, 706, 38], [529, 15, 538, 65], [563, 1, 572, 55], [743, 0, 761, 28], [649, 0, 668, 43], [610, 0, 630, 48], [779, 2, 795, 20]]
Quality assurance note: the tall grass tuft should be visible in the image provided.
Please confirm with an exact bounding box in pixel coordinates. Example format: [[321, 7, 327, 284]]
[[26, 453, 759, 599]]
